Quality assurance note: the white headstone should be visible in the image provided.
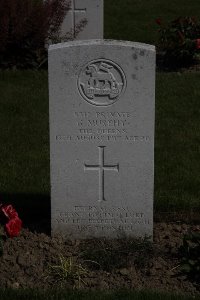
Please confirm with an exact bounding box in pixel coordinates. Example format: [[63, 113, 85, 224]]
[[61, 0, 103, 39], [49, 40, 155, 239]]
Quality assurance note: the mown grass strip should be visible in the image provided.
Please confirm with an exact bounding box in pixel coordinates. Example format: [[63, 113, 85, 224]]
[[0, 289, 199, 300]]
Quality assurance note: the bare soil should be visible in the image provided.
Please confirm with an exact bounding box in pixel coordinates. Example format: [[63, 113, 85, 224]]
[[0, 222, 199, 296]]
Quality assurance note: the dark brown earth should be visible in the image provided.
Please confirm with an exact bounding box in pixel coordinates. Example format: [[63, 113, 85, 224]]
[[0, 222, 199, 295]]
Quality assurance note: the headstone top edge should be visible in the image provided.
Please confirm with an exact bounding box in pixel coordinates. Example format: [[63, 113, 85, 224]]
[[48, 39, 155, 52]]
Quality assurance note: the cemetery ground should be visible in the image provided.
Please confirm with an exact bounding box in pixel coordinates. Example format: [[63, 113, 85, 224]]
[[0, 0, 200, 298], [0, 70, 199, 297]]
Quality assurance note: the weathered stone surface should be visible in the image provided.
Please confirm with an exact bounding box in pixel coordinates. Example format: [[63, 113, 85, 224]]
[[61, 0, 103, 40], [49, 40, 155, 239]]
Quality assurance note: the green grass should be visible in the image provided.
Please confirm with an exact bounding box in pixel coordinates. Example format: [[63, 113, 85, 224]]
[[0, 71, 50, 218], [155, 72, 200, 212], [0, 71, 49, 195], [1, 1, 200, 215], [0, 289, 199, 300], [105, 0, 200, 44], [0, 70, 200, 214]]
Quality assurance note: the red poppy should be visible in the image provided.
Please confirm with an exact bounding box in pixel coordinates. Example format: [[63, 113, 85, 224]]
[[5, 217, 22, 238], [1, 204, 18, 219], [196, 39, 200, 49], [155, 18, 162, 25]]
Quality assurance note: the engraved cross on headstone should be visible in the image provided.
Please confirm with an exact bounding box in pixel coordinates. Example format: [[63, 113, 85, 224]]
[[84, 146, 119, 202], [69, 0, 87, 38]]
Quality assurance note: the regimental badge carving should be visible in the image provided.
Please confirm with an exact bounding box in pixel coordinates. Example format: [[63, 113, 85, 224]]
[[78, 59, 126, 106]]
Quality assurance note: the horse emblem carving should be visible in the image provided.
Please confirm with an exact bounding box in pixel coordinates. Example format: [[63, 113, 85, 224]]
[[84, 62, 122, 99], [78, 59, 126, 106]]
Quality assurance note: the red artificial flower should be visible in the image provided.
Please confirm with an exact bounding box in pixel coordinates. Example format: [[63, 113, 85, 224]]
[[196, 39, 200, 49], [155, 18, 162, 25], [5, 217, 22, 238], [1, 204, 18, 220]]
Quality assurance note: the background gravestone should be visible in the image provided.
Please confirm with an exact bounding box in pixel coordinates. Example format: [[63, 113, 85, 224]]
[[49, 40, 155, 239], [61, 0, 104, 39]]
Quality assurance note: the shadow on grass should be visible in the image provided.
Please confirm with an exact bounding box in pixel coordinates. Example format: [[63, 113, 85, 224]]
[[0, 193, 51, 235]]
